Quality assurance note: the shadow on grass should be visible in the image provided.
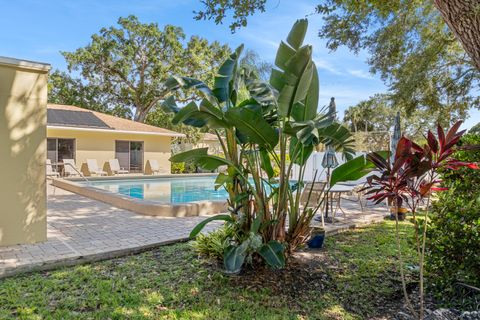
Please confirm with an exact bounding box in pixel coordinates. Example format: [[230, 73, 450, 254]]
[[0, 221, 416, 319]]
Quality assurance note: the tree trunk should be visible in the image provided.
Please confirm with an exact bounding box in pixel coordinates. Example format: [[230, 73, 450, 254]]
[[134, 106, 149, 123], [434, 0, 480, 71]]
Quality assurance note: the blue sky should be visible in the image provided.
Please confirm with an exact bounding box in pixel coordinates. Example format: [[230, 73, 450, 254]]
[[1, 0, 478, 128]]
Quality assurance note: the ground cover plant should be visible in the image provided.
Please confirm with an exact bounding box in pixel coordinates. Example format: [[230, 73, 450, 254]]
[[0, 221, 420, 319]]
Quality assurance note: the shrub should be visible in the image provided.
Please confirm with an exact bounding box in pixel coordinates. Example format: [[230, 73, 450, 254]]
[[427, 133, 480, 300], [171, 161, 198, 174], [191, 224, 236, 260], [171, 162, 185, 174]]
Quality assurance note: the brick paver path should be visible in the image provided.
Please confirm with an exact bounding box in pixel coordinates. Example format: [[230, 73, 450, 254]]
[[0, 184, 387, 278]]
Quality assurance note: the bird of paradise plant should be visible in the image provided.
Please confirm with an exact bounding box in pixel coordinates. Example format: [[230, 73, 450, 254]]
[[160, 19, 356, 273]]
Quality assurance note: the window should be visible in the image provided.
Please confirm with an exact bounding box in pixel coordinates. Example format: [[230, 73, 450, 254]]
[[115, 141, 144, 173], [47, 138, 75, 163]]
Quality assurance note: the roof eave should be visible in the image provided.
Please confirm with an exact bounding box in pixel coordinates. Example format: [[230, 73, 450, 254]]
[[47, 125, 186, 138]]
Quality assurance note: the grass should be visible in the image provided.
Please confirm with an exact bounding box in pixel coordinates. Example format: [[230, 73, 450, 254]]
[[0, 220, 416, 319]]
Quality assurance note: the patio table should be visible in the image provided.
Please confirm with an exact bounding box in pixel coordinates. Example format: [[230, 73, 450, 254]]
[[323, 184, 356, 222]]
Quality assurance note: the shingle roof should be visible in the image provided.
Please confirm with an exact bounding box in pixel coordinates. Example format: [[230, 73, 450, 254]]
[[47, 104, 184, 137]]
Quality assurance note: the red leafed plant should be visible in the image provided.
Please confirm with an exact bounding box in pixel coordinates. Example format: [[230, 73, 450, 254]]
[[363, 121, 479, 319]]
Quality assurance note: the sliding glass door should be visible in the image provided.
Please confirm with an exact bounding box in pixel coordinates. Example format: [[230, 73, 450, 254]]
[[47, 138, 75, 163], [115, 140, 144, 173]]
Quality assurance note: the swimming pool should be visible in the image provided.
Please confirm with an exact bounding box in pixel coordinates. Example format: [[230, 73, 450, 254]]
[[53, 174, 230, 217], [84, 176, 229, 203]]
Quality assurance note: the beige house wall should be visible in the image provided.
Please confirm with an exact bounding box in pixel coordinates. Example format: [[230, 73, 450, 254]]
[[0, 57, 50, 246], [46, 127, 172, 175]]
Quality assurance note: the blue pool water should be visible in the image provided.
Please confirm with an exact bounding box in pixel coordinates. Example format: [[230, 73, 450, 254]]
[[85, 176, 230, 203]]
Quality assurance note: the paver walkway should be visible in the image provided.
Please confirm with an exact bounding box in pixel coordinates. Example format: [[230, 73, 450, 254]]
[[0, 184, 388, 278]]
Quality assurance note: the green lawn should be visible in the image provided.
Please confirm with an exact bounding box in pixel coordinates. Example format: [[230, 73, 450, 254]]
[[0, 220, 416, 319]]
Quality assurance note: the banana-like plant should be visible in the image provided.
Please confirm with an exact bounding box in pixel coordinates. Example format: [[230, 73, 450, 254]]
[[162, 19, 355, 272]]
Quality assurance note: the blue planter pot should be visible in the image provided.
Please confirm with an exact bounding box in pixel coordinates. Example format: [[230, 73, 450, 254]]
[[307, 230, 325, 249]]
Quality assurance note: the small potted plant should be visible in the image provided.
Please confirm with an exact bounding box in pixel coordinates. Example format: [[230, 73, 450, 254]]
[[307, 226, 325, 249], [389, 206, 408, 221]]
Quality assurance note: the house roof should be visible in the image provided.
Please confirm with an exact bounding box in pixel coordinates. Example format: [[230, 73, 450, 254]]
[[47, 104, 184, 137]]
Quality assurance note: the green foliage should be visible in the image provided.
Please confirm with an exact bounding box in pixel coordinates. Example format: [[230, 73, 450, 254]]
[[164, 19, 356, 272], [258, 241, 286, 269], [170, 161, 197, 174], [146, 108, 202, 145], [171, 162, 185, 174], [191, 224, 236, 260], [48, 70, 132, 118], [469, 122, 480, 135], [60, 15, 230, 122], [427, 134, 480, 303], [194, 0, 267, 32], [195, 1, 480, 127]]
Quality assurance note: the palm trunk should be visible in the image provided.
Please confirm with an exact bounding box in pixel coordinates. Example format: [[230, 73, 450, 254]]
[[434, 0, 480, 72]]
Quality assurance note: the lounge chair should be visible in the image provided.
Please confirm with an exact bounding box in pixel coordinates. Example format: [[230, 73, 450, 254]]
[[46, 159, 60, 178], [63, 159, 80, 177], [108, 159, 129, 175], [86, 159, 107, 176], [145, 159, 161, 175]]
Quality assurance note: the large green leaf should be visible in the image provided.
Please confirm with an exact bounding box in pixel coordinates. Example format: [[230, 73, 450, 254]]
[[303, 62, 319, 121], [318, 122, 356, 159], [259, 148, 275, 179], [160, 95, 179, 113], [286, 19, 308, 50], [189, 214, 234, 239], [214, 45, 244, 103], [276, 45, 313, 117], [224, 106, 279, 149], [244, 72, 277, 107], [165, 76, 217, 105], [330, 155, 375, 187], [258, 240, 285, 269], [293, 60, 314, 108], [277, 84, 296, 117], [172, 101, 199, 125], [289, 136, 314, 165], [224, 241, 248, 274], [170, 148, 233, 171], [275, 41, 296, 70], [169, 148, 209, 162]]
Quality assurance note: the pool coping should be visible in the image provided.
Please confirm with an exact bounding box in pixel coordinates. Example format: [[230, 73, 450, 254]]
[[52, 174, 229, 217]]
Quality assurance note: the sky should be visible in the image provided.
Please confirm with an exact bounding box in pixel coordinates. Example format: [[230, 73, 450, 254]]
[[1, 0, 478, 129]]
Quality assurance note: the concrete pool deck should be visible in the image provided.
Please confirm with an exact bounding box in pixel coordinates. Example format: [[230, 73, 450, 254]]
[[0, 182, 388, 279]]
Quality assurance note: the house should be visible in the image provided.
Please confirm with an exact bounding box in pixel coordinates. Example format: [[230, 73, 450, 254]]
[[0, 56, 50, 246], [47, 104, 184, 175], [174, 132, 224, 155], [194, 133, 223, 155]]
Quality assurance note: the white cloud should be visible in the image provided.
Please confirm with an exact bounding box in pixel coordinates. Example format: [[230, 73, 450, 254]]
[[314, 58, 343, 75], [347, 69, 374, 79]]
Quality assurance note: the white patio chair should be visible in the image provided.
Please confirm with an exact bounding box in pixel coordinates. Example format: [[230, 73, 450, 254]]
[[86, 159, 107, 176], [108, 159, 129, 175], [46, 159, 60, 178], [63, 159, 80, 177], [146, 159, 161, 175]]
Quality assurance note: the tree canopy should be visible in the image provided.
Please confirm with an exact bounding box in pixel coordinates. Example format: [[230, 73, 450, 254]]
[[59, 15, 231, 122], [195, 0, 480, 128]]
